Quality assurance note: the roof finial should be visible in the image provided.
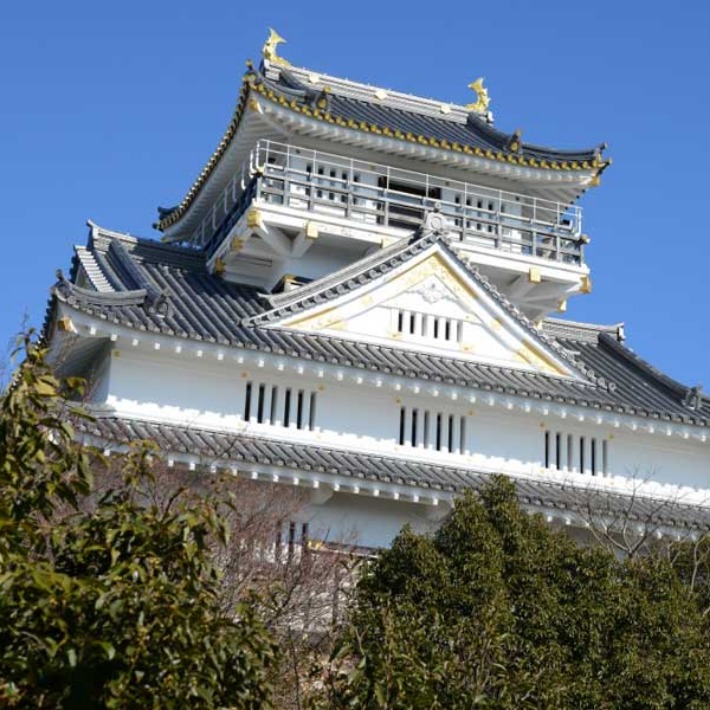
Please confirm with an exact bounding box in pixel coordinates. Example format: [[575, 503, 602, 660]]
[[263, 28, 290, 67], [466, 77, 490, 114]]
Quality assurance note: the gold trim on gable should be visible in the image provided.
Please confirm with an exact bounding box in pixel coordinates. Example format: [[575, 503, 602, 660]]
[[275, 250, 573, 379]]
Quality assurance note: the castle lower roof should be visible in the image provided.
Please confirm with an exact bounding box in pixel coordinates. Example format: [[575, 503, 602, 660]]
[[77, 414, 710, 533], [50, 225, 710, 427]]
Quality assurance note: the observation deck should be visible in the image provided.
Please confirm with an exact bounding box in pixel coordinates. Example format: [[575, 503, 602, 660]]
[[199, 141, 590, 318]]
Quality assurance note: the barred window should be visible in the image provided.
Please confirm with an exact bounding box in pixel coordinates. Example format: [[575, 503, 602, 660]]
[[244, 381, 317, 431], [399, 406, 467, 454], [544, 429, 608, 476]]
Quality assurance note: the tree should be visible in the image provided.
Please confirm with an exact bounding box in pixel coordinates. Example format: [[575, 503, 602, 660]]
[[315, 477, 710, 709], [0, 335, 276, 708]]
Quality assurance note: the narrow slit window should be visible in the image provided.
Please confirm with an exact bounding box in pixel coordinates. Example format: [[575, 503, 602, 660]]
[[448, 415, 455, 452], [409, 313, 416, 334], [288, 521, 296, 562], [555, 432, 562, 470], [257, 383, 266, 423], [397, 310, 404, 332], [411, 409, 418, 447], [399, 407, 406, 445], [270, 386, 279, 424], [296, 390, 305, 429], [244, 381, 253, 421], [567, 434, 574, 472], [275, 522, 283, 562], [423, 411, 430, 448], [436, 413, 443, 451], [602, 440, 608, 476], [579, 437, 586, 473], [445, 319, 451, 341], [544, 430, 550, 468], [284, 388, 292, 427], [459, 416, 466, 453], [309, 392, 317, 431], [591, 438, 597, 476]]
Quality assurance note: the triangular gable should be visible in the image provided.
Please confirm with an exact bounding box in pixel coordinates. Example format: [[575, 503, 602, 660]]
[[256, 234, 582, 379]]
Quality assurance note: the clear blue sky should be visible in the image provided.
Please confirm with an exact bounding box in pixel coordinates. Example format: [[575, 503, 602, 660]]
[[2, 1, 709, 388]]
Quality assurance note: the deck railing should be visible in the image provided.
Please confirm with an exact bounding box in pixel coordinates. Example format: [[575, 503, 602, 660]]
[[198, 140, 585, 266]]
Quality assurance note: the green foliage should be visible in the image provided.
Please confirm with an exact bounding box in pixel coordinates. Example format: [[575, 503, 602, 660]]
[[0, 336, 276, 708], [316, 479, 710, 709]]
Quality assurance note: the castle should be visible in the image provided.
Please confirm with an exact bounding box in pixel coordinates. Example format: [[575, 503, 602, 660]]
[[46, 31, 710, 548]]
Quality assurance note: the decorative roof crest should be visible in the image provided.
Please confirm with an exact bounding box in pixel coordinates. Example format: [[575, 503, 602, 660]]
[[262, 28, 290, 67], [466, 77, 490, 114]]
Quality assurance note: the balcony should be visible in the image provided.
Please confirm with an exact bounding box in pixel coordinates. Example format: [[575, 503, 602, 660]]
[[197, 140, 585, 269]]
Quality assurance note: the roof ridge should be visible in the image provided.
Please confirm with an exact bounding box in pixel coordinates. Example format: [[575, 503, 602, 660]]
[[599, 333, 703, 404], [543, 317, 625, 343], [55, 281, 148, 307], [87, 221, 206, 271], [435, 240, 600, 384], [264, 229, 436, 311]]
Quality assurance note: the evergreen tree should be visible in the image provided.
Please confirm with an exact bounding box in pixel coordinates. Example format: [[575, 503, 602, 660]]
[[0, 336, 276, 708], [317, 478, 710, 709]]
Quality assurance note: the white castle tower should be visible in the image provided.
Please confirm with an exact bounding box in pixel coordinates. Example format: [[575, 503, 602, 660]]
[[47, 31, 710, 548]]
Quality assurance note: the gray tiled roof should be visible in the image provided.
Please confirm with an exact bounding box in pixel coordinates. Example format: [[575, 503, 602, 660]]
[[78, 415, 710, 532], [263, 70, 602, 164], [53, 225, 710, 426]]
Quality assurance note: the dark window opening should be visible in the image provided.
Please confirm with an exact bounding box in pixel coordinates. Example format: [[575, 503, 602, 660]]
[[257, 383, 266, 423], [244, 382, 253, 421], [309, 392, 317, 431], [284, 388, 292, 427], [377, 176, 442, 229], [296, 390, 304, 429]]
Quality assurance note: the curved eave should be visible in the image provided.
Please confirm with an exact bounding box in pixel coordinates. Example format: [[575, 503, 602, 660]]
[[156, 73, 609, 235], [155, 74, 253, 233], [254, 96, 605, 196]]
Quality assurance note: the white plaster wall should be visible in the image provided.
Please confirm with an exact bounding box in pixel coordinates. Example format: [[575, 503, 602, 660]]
[[100, 347, 710, 495], [605, 431, 710, 490], [306, 492, 439, 549], [314, 381, 396, 447], [106, 349, 244, 429]]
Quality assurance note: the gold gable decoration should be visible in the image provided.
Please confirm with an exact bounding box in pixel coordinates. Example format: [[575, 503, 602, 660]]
[[466, 77, 490, 113], [262, 28, 290, 67], [278, 251, 572, 379]]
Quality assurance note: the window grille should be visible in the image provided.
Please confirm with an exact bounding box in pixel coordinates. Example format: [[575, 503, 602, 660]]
[[399, 406, 467, 454], [244, 380, 318, 431], [394, 309, 463, 344], [543, 429, 608, 476]]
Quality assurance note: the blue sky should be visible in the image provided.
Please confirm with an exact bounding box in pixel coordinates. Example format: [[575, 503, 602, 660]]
[[2, 1, 709, 388]]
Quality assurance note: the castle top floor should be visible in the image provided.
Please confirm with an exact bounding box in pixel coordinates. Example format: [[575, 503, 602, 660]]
[[152, 31, 609, 319]]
